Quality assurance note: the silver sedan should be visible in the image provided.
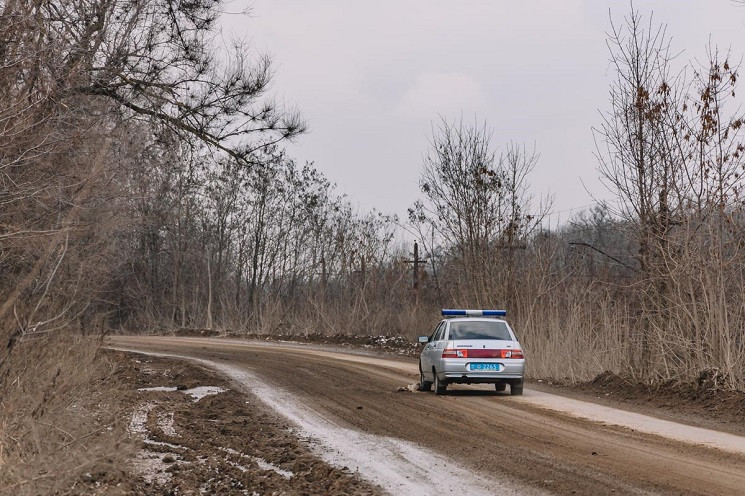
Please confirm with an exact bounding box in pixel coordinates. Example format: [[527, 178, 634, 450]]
[[418, 312, 525, 395]]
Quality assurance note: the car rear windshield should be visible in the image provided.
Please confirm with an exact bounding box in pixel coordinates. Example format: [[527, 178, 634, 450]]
[[449, 321, 512, 340]]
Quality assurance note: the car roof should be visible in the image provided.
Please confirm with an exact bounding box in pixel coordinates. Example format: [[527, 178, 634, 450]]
[[445, 317, 507, 323]]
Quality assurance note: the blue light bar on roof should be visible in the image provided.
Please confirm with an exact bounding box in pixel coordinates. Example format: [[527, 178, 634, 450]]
[[441, 309, 507, 317]]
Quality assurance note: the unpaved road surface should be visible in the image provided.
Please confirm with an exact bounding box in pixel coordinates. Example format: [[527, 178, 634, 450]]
[[109, 336, 745, 495]]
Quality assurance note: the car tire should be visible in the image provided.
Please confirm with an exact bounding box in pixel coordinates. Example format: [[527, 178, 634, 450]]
[[419, 363, 432, 392], [510, 380, 524, 396], [494, 383, 507, 392], [433, 370, 447, 395]]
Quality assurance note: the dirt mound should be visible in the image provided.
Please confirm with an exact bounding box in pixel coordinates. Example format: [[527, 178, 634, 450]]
[[590, 370, 633, 388], [173, 327, 221, 337], [133, 329, 422, 356], [232, 332, 421, 357], [696, 368, 734, 393]]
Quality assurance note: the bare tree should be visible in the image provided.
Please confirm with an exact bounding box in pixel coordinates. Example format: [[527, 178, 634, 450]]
[[413, 116, 550, 305], [595, 6, 745, 386], [594, 7, 683, 372]]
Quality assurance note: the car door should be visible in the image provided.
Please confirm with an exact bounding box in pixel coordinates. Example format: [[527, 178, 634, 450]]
[[430, 322, 448, 372], [422, 321, 444, 372]]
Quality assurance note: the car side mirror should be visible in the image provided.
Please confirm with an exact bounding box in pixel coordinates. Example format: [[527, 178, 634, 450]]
[[418, 336, 430, 343]]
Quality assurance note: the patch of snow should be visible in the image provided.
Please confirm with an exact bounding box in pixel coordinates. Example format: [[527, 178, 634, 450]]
[[144, 439, 183, 450], [129, 401, 184, 485], [253, 457, 294, 479], [138, 386, 178, 393], [184, 386, 226, 402], [132, 450, 173, 485], [226, 460, 250, 473], [129, 402, 155, 436], [137, 385, 226, 402], [158, 412, 177, 437], [219, 447, 294, 479]]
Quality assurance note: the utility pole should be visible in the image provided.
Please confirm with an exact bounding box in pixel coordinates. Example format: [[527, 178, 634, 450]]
[[404, 241, 428, 289], [320, 254, 327, 289]]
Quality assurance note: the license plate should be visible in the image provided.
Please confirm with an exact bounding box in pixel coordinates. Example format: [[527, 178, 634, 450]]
[[469, 363, 501, 371]]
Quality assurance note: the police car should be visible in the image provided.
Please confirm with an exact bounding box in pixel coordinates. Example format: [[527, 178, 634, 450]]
[[418, 309, 525, 395]]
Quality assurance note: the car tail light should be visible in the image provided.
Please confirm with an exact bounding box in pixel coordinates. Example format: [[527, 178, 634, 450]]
[[442, 349, 524, 359]]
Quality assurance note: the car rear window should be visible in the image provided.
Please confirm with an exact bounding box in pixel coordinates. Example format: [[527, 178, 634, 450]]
[[449, 321, 512, 340]]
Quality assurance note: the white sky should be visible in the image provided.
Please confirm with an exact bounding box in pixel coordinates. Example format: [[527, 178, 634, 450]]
[[221, 1, 745, 227]]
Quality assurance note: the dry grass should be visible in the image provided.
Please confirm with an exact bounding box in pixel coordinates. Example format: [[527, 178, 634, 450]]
[[0, 333, 131, 494]]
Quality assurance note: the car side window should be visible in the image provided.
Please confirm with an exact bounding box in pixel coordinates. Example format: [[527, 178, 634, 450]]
[[433, 322, 446, 342]]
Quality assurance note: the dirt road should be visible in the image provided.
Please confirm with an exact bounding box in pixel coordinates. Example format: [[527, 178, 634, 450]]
[[109, 336, 745, 495]]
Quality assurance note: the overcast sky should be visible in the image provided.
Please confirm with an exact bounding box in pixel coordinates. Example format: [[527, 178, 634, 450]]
[[221, 1, 745, 227]]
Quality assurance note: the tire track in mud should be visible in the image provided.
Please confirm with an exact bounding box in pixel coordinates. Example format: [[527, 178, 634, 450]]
[[110, 336, 745, 496]]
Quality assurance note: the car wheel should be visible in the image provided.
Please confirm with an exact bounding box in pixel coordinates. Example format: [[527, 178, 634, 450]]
[[433, 369, 447, 395], [418, 363, 432, 391], [510, 379, 524, 396], [494, 383, 507, 392]]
